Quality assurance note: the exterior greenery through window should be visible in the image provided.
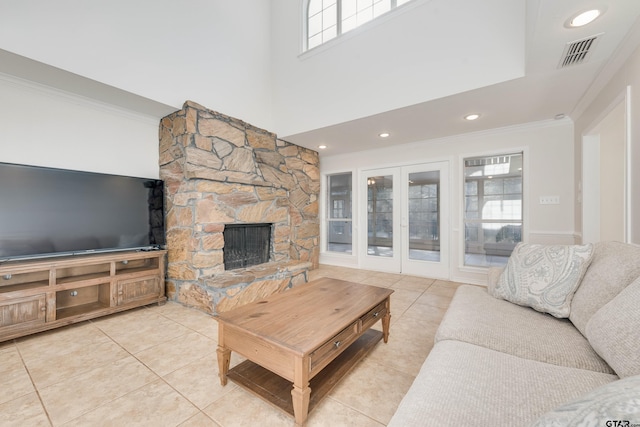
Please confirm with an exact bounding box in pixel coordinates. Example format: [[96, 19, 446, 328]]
[[307, 0, 413, 50], [327, 172, 353, 253], [464, 153, 523, 267]]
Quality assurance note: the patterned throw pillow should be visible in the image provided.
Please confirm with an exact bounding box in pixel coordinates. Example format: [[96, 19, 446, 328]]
[[529, 375, 640, 427], [491, 243, 594, 318]]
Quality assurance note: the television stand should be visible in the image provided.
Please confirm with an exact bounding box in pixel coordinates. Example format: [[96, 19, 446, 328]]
[[0, 250, 167, 342]]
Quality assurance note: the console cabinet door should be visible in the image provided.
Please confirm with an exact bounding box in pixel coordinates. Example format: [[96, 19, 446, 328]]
[[116, 277, 161, 306], [0, 294, 47, 329]]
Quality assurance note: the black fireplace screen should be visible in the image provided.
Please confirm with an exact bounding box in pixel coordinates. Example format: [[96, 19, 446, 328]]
[[223, 223, 271, 270]]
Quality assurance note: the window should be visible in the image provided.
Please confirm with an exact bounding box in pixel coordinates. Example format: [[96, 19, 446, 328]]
[[464, 153, 523, 267], [327, 172, 353, 253], [307, 0, 414, 50]]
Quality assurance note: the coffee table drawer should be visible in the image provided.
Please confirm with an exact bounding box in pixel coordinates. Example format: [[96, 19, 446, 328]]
[[361, 300, 387, 331], [310, 321, 359, 374]]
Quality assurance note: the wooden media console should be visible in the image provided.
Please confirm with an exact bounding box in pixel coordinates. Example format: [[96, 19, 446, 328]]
[[0, 250, 166, 342]]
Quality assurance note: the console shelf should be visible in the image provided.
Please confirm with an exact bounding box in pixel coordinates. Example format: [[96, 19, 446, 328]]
[[57, 272, 111, 285], [0, 250, 166, 341]]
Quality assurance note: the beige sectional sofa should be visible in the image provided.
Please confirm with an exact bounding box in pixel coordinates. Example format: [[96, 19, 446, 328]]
[[389, 241, 640, 426]]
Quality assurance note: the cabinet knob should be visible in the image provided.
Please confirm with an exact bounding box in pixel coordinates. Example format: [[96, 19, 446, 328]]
[[334, 341, 341, 348], [373, 312, 380, 318]]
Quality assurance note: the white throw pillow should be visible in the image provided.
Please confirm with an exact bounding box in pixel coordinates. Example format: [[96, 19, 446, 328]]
[[491, 243, 594, 318], [529, 375, 640, 427]]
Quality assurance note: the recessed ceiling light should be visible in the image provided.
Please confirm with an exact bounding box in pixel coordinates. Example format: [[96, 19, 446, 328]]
[[379, 132, 390, 138], [567, 9, 602, 28], [318, 145, 327, 149], [464, 114, 480, 121]]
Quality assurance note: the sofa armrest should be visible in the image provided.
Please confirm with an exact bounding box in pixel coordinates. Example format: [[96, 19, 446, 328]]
[[487, 266, 505, 293]]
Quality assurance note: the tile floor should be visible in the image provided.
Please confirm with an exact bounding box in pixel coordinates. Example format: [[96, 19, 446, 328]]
[[0, 265, 466, 427]]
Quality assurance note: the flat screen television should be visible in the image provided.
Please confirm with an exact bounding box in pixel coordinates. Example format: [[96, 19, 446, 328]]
[[0, 162, 165, 263]]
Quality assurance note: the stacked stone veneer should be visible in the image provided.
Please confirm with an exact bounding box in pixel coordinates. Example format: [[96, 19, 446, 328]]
[[159, 101, 319, 315]]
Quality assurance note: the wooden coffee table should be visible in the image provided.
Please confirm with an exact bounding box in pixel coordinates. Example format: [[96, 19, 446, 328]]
[[216, 277, 393, 425]]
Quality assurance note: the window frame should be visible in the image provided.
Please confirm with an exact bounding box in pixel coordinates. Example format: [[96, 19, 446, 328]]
[[305, 0, 412, 51]]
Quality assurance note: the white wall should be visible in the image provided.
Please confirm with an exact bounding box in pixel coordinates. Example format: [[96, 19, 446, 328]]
[[320, 119, 575, 284], [575, 43, 640, 244], [0, 0, 273, 131], [270, 0, 525, 137], [1, 0, 527, 164], [0, 74, 160, 178]]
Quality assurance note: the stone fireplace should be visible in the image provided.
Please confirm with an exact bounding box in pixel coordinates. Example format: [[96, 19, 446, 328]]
[[159, 101, 319, 315]]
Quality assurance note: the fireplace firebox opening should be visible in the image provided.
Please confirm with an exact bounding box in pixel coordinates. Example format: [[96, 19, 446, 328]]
[[223, 223, 272, 270]]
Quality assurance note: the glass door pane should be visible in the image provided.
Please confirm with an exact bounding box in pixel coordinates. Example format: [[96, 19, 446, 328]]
[[361, 168, 401, 273], [367, 175, 394, 257], [407, 171, 440, 261], [401, 162, 449, 279]]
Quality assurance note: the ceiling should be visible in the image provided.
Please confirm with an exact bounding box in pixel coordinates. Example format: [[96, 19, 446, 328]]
[[283, 0, 640, 157]]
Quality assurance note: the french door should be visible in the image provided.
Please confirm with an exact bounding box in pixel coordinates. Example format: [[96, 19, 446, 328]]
[[360, 162, 449, 278]]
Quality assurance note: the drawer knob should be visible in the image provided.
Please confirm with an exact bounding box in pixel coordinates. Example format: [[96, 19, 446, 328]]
[[373, 311, 380, 318], [334, 341, 341, 348]]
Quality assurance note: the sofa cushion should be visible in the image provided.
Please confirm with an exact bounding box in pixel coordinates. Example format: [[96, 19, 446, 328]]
[[586, 276, 640, 378], [529, 374, 640, 427], [492, 242, 594, 318], [436, 285, 614, 374], [570, 241, 640, 335], [387, 340, 617, 427]]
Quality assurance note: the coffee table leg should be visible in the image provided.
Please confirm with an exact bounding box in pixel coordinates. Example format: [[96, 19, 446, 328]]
[[292, 357, 311, 425], [291, 384, 311, 426], [382, 297, 391, 343], [217, 345, 231, 386]]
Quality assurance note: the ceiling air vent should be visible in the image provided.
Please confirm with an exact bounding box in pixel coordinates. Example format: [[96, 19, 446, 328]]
[[558, 33, 603, 68]]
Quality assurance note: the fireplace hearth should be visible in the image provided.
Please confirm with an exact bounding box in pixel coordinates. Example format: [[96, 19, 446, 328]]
[[223, 223, 271, 270]]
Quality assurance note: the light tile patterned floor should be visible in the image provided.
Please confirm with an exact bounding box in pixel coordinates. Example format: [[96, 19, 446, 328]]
[[0, 265, 465, 426]]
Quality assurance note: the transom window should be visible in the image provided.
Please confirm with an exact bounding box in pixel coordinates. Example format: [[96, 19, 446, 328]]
[[307, 0, 413, 50]]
